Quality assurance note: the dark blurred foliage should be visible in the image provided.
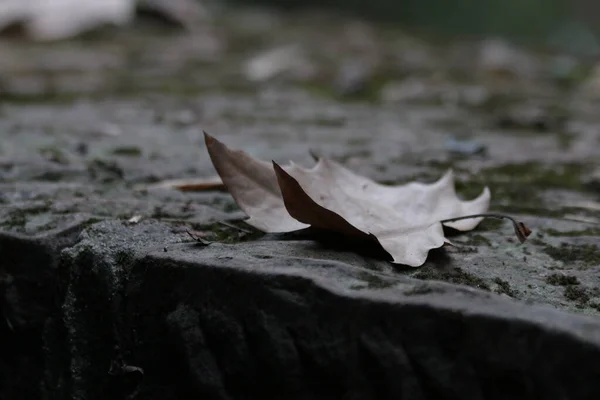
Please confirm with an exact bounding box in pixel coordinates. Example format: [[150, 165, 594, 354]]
[[234, 0, 591, 42]]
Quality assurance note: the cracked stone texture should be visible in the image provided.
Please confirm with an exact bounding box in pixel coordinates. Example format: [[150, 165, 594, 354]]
[[1, 6, 600, 400]]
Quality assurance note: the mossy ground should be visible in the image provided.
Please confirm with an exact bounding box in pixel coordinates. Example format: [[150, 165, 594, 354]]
[[413, 267, 491, 291], [492, 277, 517, 297], [452, 162, 588, 207], [543, 243, 600, 267], [0, 203, 53, 230], [564, 285, 590, 307], [546, 273, 579, 286], [195, 222, 265, 244]]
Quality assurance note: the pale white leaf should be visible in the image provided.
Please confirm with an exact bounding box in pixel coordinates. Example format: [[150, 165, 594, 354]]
[[204, 132, 491, 267]]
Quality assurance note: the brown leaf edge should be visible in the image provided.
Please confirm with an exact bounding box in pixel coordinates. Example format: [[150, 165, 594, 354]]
[[441, 213, 532, 243], [272, 161, 389, 252], [272, 161, 369, 239]]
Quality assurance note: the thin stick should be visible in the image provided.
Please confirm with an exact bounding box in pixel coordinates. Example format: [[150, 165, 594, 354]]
[[440, 213, 532, 243], [218, 220, 252, 234]]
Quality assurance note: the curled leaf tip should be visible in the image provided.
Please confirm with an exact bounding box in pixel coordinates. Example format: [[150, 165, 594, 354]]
[[203, 131, 216, 145], [440, 213, 532, 244], [515, 221, 532, 243]]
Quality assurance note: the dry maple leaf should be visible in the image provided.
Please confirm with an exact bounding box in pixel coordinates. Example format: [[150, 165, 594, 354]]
[[204, 132, 497, 267]]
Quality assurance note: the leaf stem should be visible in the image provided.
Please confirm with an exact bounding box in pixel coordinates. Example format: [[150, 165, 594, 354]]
[[440, 213, 532, 243]]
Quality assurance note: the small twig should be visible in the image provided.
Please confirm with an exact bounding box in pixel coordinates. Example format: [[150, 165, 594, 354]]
[[440, 213, 532, 243], [186, 229, 212, 245], [218, 220, 252, 234]]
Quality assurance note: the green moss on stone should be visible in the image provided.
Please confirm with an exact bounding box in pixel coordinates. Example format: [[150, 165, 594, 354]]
[[564, 285, 590, 304], [3, 212, 28, 229], [546, 273, 579, 286], [462, 234, 492, 246], [413, 267, 490, 291], [87, 159, 124, 182], [474, 218, 504, 232], [114, 250, 135, 268], [590, 302, 600, 312], [1, 203, 52, 229], [543, 243, 600, 267], [449, 162, 590, 218], [528, 238, 546, 246], [355, 272, 397, 289], [39, 146, 70, 164], [544, 227, 600, 237], [199, 221, 264, 244], [492, 277, 517, 297], [482, 162, 584, 191], [112, 146, 142, 157]]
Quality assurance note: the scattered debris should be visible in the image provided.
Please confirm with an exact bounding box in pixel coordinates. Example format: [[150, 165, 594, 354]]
[[127, 214, 143, 224], [494, 103, 567, 132], [87, 159, 124, 183], [138, 176, 225, 192], [243, 45, 314, 83], [334, 59, 376, 97], [380, 78, 428, 103], [94, 123, 123, 137], [478, 38, 538, 78], [445, 136, 487, 156]]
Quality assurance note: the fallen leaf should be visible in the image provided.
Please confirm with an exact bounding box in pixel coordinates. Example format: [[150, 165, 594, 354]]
[[204, 132, 494, 267]]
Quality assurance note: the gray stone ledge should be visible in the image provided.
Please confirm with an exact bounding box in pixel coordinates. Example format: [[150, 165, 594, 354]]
[[3, 220, 596, 399]]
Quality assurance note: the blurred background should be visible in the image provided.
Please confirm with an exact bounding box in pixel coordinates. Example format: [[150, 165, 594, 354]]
[[240, 0, 578, 40], [0, 0, 600, 102]]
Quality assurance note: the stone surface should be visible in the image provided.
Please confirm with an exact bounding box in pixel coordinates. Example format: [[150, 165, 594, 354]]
[[1, 5, 600, 400], [4, 220, 600, 399]]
